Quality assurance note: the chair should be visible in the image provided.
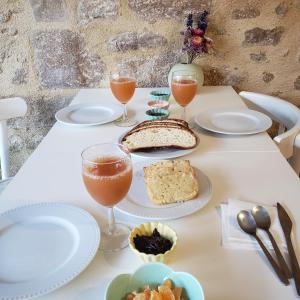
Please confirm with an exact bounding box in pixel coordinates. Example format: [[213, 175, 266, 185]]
[[0, 97, 27, 192], [239, 91, 300, 176]]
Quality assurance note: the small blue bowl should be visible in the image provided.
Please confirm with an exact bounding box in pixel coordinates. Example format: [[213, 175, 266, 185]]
[[146, 108, 170, 121], [150, 89, 171, 101], [145, 108, 169, 120], [105, 263, 204, 300]]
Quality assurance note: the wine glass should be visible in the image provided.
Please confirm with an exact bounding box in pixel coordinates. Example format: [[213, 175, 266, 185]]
[[110, 70, 137, 127], [171, 71, 197, 121], [82, 143, 132, 251]]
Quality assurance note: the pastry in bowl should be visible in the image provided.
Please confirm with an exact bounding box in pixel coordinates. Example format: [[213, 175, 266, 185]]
[[121, 119, 198, 152], [144, 160, 199, 204], [105, 263, 204, 300], [124, 278, 184, 299]]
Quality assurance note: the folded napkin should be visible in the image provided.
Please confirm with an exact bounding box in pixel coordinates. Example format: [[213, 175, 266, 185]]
[[220, 198, 286, 251]]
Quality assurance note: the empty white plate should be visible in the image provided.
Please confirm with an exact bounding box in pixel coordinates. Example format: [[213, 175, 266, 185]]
[[0, 203, 100, 300], [194, 108, 272, 135], [55, 103, 123, 126], [115, 161, 212, 220]]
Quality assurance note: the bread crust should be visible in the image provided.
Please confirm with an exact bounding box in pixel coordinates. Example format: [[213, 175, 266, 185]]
[[121, 119, 198, 152]]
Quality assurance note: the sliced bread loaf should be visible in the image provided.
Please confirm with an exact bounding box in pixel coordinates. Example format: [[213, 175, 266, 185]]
[[144, 160, 199, 204], [121, 119, 197, 152]]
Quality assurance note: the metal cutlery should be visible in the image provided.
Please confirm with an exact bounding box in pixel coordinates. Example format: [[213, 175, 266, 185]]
[[237, 210, 289, 285], [251, 205, 291, 279], [277, 203, 300, 295]]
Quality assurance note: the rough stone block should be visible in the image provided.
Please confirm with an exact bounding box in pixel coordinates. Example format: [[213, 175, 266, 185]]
[[275, 2, 288, 16], [118, 51, 181, 87], [262, 72, 274, 83], [12, 68, 28, 85], [128, 0, 212, 23], [32, 30, 105, 88], [203, 66, 246, 86], [107, 31, 167, 52], [243, 27, 284, 46], [9, 126, 51, 175], [250, 52, 267, 62], [30, 0, 67, 22], [79, 0, 119, 24], [8, 95, 73, 129], [0, 10, 12, 23], [295, 76, 300, 90], [8, 94, 74, 175], [232, 7, 260, 19]]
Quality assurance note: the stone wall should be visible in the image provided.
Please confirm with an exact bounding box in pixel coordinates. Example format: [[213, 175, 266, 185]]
[[0, 0, 300, 174]]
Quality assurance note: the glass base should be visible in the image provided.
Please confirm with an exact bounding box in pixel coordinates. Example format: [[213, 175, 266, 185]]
[[99, 223, 131, 251], [114, 117, 138, 127]]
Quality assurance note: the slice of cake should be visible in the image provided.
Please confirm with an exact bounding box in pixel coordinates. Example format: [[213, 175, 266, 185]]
[[144, 160, 199, 204]]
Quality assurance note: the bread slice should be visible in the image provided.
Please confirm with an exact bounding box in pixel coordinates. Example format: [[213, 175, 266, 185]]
[[121, 119, 197, 152], [144, 160, 199, 204], [135, 118, 189, 129]]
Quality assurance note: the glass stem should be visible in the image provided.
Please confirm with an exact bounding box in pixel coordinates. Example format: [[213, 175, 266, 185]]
[[182, 106, 186, 121], [108, 207, 115, 235], [122, 104, 128, 121]]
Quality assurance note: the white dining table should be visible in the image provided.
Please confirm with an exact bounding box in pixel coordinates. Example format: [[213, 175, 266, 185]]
[[1, 86, 300, 300]]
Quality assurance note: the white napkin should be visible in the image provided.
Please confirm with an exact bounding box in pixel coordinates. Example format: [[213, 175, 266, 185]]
[[220, 198, 286, 251]]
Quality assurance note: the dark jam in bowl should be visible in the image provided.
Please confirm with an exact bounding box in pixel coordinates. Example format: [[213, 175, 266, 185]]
[[133, 228, 172, 255]]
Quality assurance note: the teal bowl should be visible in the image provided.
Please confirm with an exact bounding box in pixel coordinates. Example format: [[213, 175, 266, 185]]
[[150, 90, 171, 101], [105, 262, 204, 300], [145, 108, 169, 120]]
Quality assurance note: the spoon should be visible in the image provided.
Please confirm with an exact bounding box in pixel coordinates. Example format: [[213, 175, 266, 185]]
[[237, 210, 289, 285], [252, 205, 291, 279]]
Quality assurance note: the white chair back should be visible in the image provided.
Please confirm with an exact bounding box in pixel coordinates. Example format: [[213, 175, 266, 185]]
[[239, 91, 300, 175], [0, 97, 27, 180]]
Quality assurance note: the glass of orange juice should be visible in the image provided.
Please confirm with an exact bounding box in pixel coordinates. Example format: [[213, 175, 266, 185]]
[[110, 70, 137, 127], [171, 71, 197, 121], [82, 143, 132, 251]]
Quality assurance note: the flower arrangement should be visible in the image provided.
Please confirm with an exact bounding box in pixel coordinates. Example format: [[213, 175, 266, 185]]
[[181, 11, 213, 64]]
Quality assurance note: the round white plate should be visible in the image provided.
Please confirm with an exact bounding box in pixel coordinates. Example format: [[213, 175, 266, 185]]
[[0, 203, 100, 300], [118, 132, 198, 160], [194, 108, 272, 135], [115, 161, 212, 220], [55, 103, 123, 126]]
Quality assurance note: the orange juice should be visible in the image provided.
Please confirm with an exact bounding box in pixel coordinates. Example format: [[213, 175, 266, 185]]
[[83, 156, 132, 207], [110, 77, 136, 103], [171, 79, 197, 107]]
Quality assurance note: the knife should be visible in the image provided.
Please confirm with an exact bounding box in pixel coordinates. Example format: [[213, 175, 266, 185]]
[[277, 203, 300, 295]]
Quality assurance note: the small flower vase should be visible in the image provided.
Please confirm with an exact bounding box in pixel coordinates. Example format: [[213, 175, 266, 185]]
[[168, 63, 204, 93]]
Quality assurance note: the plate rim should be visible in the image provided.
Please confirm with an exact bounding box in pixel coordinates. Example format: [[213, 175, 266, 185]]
[[0, 202, 100, 300], [115, 161, 212, 220], [55, 103, 123, 127], [194, 108, 272, 135]]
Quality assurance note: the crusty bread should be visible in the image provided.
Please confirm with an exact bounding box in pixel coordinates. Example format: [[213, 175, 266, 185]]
[[121, 119, 198, 152], [135, 118, 189, 129], [144, 160, 199, 204]]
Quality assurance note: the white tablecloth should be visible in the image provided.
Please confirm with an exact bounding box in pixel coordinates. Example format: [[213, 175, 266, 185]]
[[0, 87, 299, 300]]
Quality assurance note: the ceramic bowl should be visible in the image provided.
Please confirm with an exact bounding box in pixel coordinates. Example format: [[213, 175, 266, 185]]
[[147, 100, 169, 110], [129, 222, 177, 263], [145, 108, 169, 121], [105, 262, 205, 300], [150, 90, 171, 101]]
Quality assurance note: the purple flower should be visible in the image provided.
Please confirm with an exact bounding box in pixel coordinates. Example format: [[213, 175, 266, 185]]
[[181, 11, 213, 63]]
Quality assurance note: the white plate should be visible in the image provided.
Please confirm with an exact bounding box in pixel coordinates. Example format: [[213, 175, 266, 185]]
[[115, 161, 212, 220], [55, 103, 123, 126], [194, 108, 272, 135], [118, 132, 198, 159], [0, 203, 100, 300]]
